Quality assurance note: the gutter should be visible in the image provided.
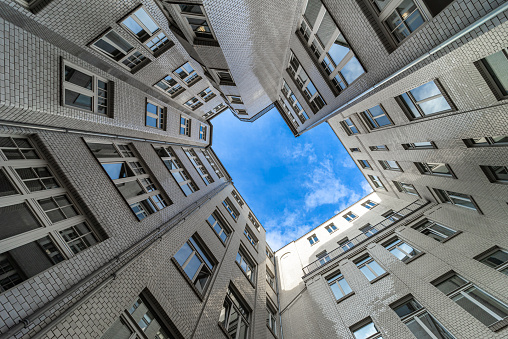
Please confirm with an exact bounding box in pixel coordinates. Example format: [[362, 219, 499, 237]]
[[298, 2, 508, 134]]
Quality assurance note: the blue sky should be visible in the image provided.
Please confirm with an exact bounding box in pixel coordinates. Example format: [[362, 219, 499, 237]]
[[211, 108, 372, 251]]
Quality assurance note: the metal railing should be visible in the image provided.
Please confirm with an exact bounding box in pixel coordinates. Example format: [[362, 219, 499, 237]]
[[302, 200, 428, 276]]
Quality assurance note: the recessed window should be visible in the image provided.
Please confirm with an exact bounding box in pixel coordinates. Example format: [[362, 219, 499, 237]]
[[287, 52, 326, 113], [341, 118, 359, 135], [361, 105, 393, 129], [369, 145, 388, 151], [433, 188, 479, 212], [339, 238, 355, 252], [399, 80, 454, 119], [244, 226, 258, 249], [174, 234, 216, 293], [180, 115, 191, 136], [223, 198, 240, 221], [184, 97, 203, 111], [384, 238, 420, 262], [266, 268, 276, 290], [206, 212, 231, 243], [232, 190, 245, 208], [402, 141, 436, 150], [368, 175, 384, 189], [90, 30, 149, 73], [413, 220, 457, 242], [219, 286, 250, 337], [351, 318, 382, 339], [177, 4, 216, 41], [391, 297, 455, 338], [479, 49, 508, 99], [480, 165, 508, 184], [350, 147, 361, 152], [154, 74, 184, 97], [281, 80, 310, 124], [379, 160, 402, 171], [477, 248, 508, 276], [325, 223, 338, 233], [298, 0, 365, 94], [63, 62, 110, 115], [464, 136, 508, 147], [120, 6, 173, 55], [183, 148, 214, 185], [343, 212, 357, 222], [415, 162, 454, 177], [433, 273, 508, 327], [199, 124, 207, 141], [393, 181, 419, 196], [174, 62, 201, 87], [360, 224, 378, 237], [267, 300, 277, 334], [355, 256, 386, 282], [202, 149, 225, 179], [308, 234, 319, 245], [213, 103, 228, 114], [156, 146, 199, 197], [266, 247, 275, 264], [316, 251, 331, 266], [236, 109, 248, 116], [227, 95, 243, 105], [327, 271, 353, 301], [248, 212, 261, 230], [211, 69, 235, 85], [358, 160, 371, 169], [236, 248, 256, 283], [15, 166, 59, 192], [362, 200, 377, 209], [198, 87, 216, 102], [145, 100, 166, 130], [383, 210, 403, 222]]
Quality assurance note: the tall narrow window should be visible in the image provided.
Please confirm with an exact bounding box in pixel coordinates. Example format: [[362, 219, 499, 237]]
[[248, 212, 261, 230], [219, 287, 250, 339], [267, 300, 277, 334], [479, 49, 508, 99], [384, 238, 420, 262], [231, 190, 245, 208], [174, 62, 201, 87], [399, 80, 454, 119], [183, 148, 214, 185], [236, 248, 256, 283], [391, 297, 456, 339], [206, 212, 231, 244], [281, 80, 309, 124], [327, 271, 353, 301], [308, 234, 319, 245], [393, 181, 419, 196], [173, 234, 216, 294], [413, 220, 457, 242], [476, 248, 508, 276], [368, 175, 384, 189], [145, 100, 166, 130], [223, 198, 240, 221], [355, 256, 386, 281], [361, 105, 393, 129], [266, 268, 276, 290], [180, 116, 191, 136], [379, 160, 402, 171], [433, 273, 508, 327], [433, 189, 479, 212], [416, 162, 454, 177], [199, 125, 207, 141], [177, 4, 216, 41], [351, 318, 382, 339], [341, 118, 359, 135], [202, 149, 225, 179], [88, 142, 169, 220], [244, 226, 258, 249], [156, 146, 199, 197]]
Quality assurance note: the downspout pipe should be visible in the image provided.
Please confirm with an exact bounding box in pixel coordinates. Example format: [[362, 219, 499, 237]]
[[299, 2, 508, 134]]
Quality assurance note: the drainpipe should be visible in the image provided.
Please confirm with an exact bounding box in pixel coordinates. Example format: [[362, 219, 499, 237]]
[[298, 2, 508, 134]]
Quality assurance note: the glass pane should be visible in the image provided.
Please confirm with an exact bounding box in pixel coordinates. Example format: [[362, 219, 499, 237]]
[[452, 292, 498, 326], [174, 242, 192, 266], [466, 287, 508, 319], [483, 51, 508, 95], [360, 266, 376, 281], [194, 265, 210, 292], [25, 180, 45, 193], [480, 250, 508, 268], [401, 93, 420, 117], [417, 312, 455, 339], [316, 11, 335, 45], [227, 306, 239, 337], [492, 135, 508, 144], [88, 143, 121, 158], [238, 319, 248, 339], [338, 278, 352, 295], [411, 81, 441, 101], [0, 171, 17, 197], [189, 237, 214, 270], [183, 253, 201, 280], [102, 163, 129, 180], [419, 96, 451, 115], [430, 224, 456, 238], [330, 282, 344, 300], [0, 203, 42, 240], [435, 275, 467, 294], [64, 66, 93, 89], [116, 181, 144, 200], [328, 39, 350, 66], [390, 248, 408, 261], [405, 9, 424, 32], [393, 299, 422, 318], [65, 90, 93, 111], [341, 57, 364, 84], [134, 8, 158, 34], [406, 318, 435, 339], [353, 322, 378, 339], [368, 260, 386, 276], [105, 31, 133, 53], [179, 4, 203, 14], [146, 115, 158, 127], [303, 0, 321, 27]]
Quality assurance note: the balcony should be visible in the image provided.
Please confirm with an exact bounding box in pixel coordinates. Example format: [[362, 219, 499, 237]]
[[302, 199, 429, 276]]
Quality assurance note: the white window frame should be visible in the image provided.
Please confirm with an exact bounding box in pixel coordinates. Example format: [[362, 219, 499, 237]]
[[379, 160, 402, 171], [433, 188, 479, 212], [199, 87, 216, 102], [414, 220, 457, 242], [156, 146, 199, 197], [327, 271, 353, 300], [399, 80, 454, 119], [341, 118, 359, 135], [325, 223, 338, 233], [308, 234, 319, 245], [343, 212, 357, 222], [154, 74, 185, 98], [384, 238, 421, 263], [368, 175, 385, 189], [355, 256, 386, 281], [202, 149, 225, 179], [183, 148, 214, 185], [231, 190, 245, 208], [180, 115, 191, 136], [281, 80, 310, 124], [223, 198, 239, 221], [351, 318, 383, 339], [173, 62, 201, 87], [145, 99, 166, 130], [362, 200, 377, 209]]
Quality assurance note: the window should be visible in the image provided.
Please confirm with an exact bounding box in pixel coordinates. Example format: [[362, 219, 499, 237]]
[[402, 141, 436, 150], [184, 96, 203, 111], [266, 247, 275, 264], [183, 148, 214, 185], [325, 223, 338, 233], [433, 273, 508, 327], [416, 162, 454, 177], [207, 212, 231, 244], [358, 160, 371, 169], [267, 300, 277, 334], [219, 286, 250, 339], [433, 188, 479, 212], [180, 116, 191, 136], [413, 220, 457, 242], [156, 146, 199, 197], [173, 234, 216, 294], [464, 136, 508, 147], [202, 149, 225, 179], [308, 234, 319, 245], [62, 61, 110, 115], [278, 97, 300, 131], [177, 4, 216, 41], [101, 292, 180, 339], [316, 251, 331, 266], [211, 69, 235, 85], [236, 109, 248, 116], [213, 103, 228, 114], [393, 181, 419, 196], [287, 52, 326, 113], [480, 165, 508, 184], [362, 200, 377, 209], [298, 0, 365, 94], [199, 125, 207, 141], [223, 198, 240, 221], [369, 145, 388, 151], [341, 118, 359, 135], [198, 87, 216, 102], [281, 80, 310, 124], [248, 212, 261, 230], [477, 248, 508, 276], [236, 248, 256, 283], [383, 210, 403, 222], [244, 226, 258, 249], [227, 95, 243, 105], [232, 190, 245, 208], [327, 271, 353, 301], [174, 62, 201, 87], [368, 175, 385, 189], [379, 160, 402, 171], [90, 29, 149, 72], [0, 136, 99, 292], [399, 80, 454, 119], [339, 238, 354, 252], [479, 49, 508, 99], [89, 142, 169, 220], [384, 238, 420, 262], [350, 147, 361, 152], [154, 74, 185, 97], [361, 105, 393, 129], [145, 100, 166, 129], [266, 269, 276, 290], [120, 6, 173, 55], [343, 212, 358, 222], [351, 318, 382, 339], [355, 256, 386, 281], [391, 297, 455, 339], [360, 224, 378, 237]]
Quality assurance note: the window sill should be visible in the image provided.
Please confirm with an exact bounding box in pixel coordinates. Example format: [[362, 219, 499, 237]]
[[369, 272, 389, 284], [218, 322, 234, 339], [441, 231, 462, 243], [489, 316, 508, 332], [403, 252, 425, 264], [267, 324, 278, 338], [336, 292, 355, 304], [235, 261, 256, 289], [171, 257, 205, 301]]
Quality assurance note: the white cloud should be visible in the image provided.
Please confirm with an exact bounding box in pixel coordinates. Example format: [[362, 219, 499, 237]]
[[340, 157, 356, 169], [361, 181, 373, 195], [282, 142, 316, 163], [264, 209, 314, 250]]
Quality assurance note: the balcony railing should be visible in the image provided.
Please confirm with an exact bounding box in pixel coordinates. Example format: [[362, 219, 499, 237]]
[[302, 199, 428, 276]]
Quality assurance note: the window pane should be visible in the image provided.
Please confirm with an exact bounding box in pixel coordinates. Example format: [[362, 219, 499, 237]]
[[102, 163, 130, 180], [338, 278, 352, 295], [452, 292, 498, 326], [360, 266, 376, 281], [64, 66, 93, 90], [435, 275, 467, 294], [466, 287, 508, 319], [189, 237, 214, 270], [183, 253, 201, 279], [483, 51, 508, 95], [419, 96, 451, 115], [393, 299, 422, 318], [480, 250, 508, 268], [134, 8, 158, 34], [65, 90, 93, 111], [0, 171, 17, 197], [0, 203, 42, 240], [330, 282, 344, 299], [116, 181, 144, 200], [174, 242, 192, 266], [411, 81, 441, 101], [353, 322, 378, 339], [328, 39, 350, 66], [369, 260, 386, 276], [341, 57, 364, 84]]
